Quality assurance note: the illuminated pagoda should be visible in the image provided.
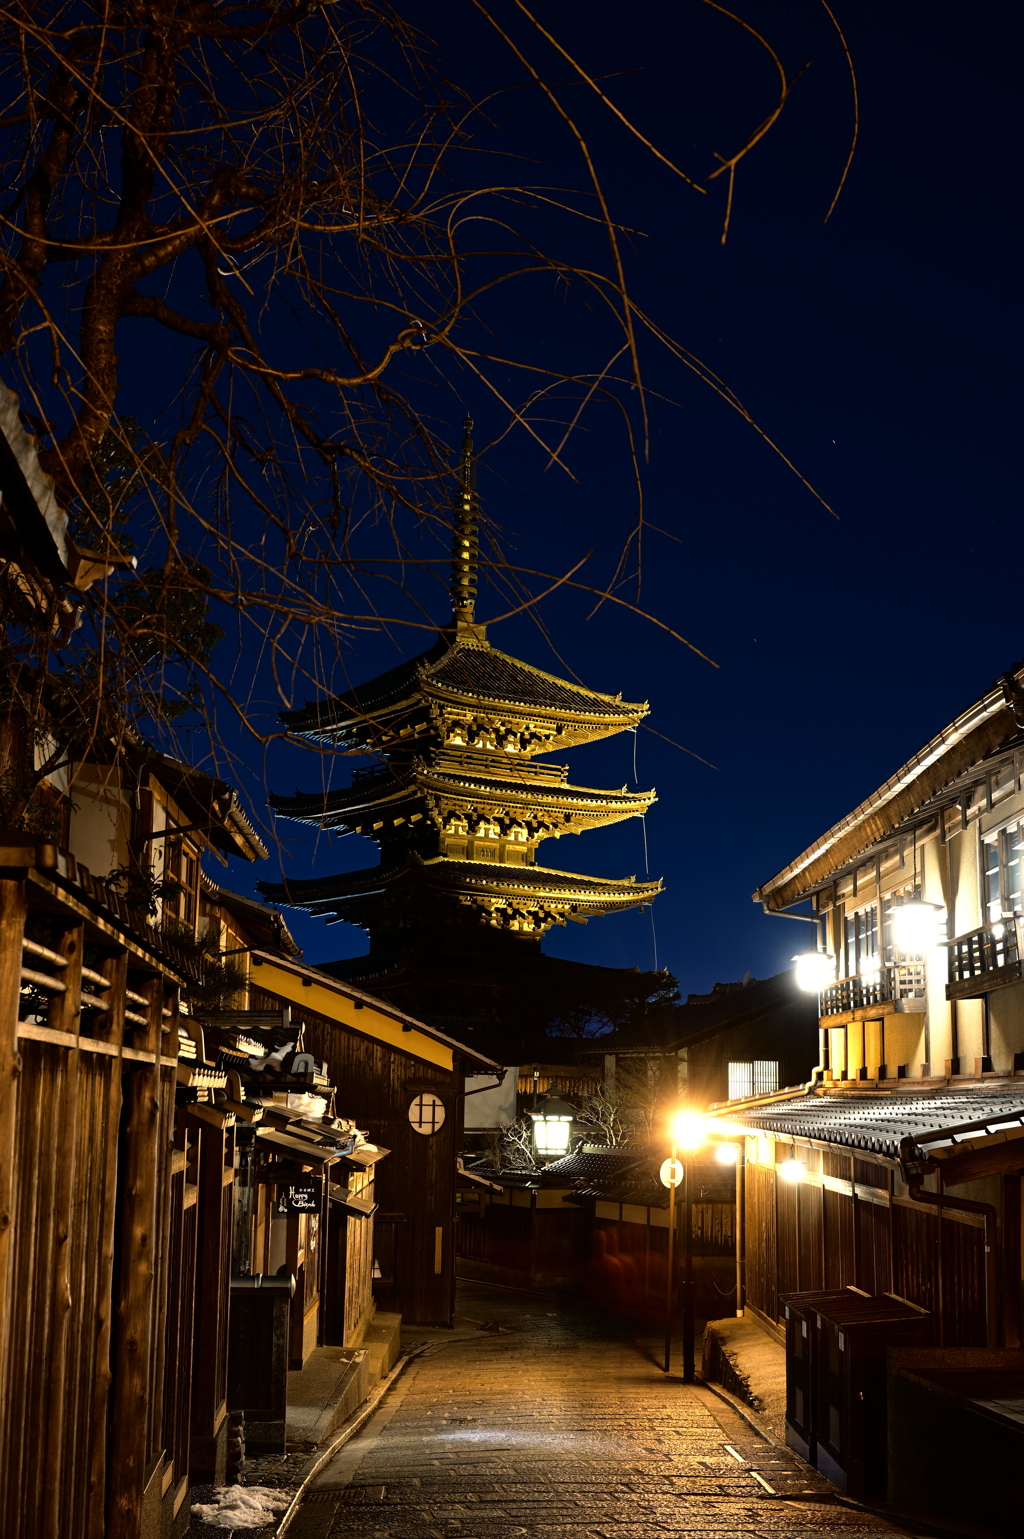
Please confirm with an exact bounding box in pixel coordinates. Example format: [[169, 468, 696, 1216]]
[[259, 420, 664, 1047]]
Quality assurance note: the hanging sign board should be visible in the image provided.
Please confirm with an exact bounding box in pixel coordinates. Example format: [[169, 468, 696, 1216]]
[[277, 1180, 320, 1214], [659, 1158, 684, 1189]]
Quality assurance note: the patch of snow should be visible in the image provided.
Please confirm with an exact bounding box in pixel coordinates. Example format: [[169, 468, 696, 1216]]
[[191, 1485, 290, 1530]]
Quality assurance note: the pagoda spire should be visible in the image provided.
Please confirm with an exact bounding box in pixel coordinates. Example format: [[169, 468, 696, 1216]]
[[450, 415, 479, 626]]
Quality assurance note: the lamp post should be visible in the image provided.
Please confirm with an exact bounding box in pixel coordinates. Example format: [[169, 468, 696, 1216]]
[[669, 1112, 705, 1382], [659, 1147, 683, 1373]]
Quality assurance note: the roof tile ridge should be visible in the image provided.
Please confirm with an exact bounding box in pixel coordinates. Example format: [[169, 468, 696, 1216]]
[[422, 856, 662, 889], [452, 639, 649, 712]]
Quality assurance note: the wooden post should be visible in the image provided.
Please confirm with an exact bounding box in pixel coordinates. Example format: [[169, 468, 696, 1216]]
[[0, 874, 26, 1436], [191, 1120, 232, 1482], [41, 921, 84, 1539], [106, 1060, 161, 1539]]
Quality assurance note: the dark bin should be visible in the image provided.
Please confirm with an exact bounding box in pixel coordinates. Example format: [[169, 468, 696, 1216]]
[[227, 1273, 296, 1453], [782, 1288, 929, 1498]]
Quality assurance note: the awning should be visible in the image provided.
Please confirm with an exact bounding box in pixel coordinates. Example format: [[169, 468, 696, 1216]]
[[255, 1128, 342, 1166], [456, 1157, 503, 1193], [338, 1143, 390, 1168], [328, 1183, 378, 1217]]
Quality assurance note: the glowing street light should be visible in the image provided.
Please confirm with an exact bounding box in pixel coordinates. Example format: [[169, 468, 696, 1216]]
[[715, 1142, 740, 1166], [779, 1157, 805, 1183], [671, 1111, 706, 1150], [793, 952, 834, 993]]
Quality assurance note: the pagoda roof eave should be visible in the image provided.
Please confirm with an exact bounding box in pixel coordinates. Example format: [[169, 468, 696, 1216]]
[[278, 634, 647, 738], [269, 773, 656, 824], [258, 857, 663, 911]]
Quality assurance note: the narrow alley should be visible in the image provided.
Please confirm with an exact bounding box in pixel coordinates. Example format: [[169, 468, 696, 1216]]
[[282, 1283, 914, 1539]]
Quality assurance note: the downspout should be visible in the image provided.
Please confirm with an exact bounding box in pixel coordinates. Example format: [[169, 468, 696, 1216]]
[[898, 1135, 998, 1348]]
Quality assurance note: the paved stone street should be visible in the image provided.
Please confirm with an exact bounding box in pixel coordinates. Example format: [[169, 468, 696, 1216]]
[[289, 1282, 916, 1539]]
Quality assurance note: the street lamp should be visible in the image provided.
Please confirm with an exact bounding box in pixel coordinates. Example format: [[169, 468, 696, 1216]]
[[664, 1111, 708, 1382], [529, 1094, 575, 1158], [892, 898, 941, 955], [793, 951, 834, 993]]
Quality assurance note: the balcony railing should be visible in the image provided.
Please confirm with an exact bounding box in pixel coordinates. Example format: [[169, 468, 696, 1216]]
[[820, 971, 894, 1016], [947, 917, 1023, 999]]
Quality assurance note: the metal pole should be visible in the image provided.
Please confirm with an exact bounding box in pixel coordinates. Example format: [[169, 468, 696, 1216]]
[[663, 1142, 677, 1373], [682, 1159, 695, 1382]]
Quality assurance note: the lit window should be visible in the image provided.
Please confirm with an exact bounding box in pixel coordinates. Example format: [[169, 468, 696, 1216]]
[[728, 1061, 778, 1100]]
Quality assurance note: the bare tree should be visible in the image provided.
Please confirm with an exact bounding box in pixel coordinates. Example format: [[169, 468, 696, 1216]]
[[0, 0, 855, 831]]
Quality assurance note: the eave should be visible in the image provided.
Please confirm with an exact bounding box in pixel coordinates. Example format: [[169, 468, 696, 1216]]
[[754, 667, 1024, 912]]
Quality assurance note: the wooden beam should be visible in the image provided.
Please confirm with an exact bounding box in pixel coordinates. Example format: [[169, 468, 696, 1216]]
[[106, 1063, 161, 1539], [933, 1138, 1024, 1187], [0, 875, 26, 1447], [41, 922, 84, 1539]]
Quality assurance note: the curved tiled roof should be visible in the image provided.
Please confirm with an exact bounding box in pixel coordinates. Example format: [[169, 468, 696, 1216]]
[[541, 1145, 646, 1180], [728, 1088, 1024, 1159], [279, 636, 646, 735], [423, 644, 644, 719], [259, 856, 662, 911], [270, 768, 651, 823]]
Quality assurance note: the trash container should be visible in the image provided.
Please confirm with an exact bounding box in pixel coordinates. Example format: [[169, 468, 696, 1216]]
[[783, 1288, 929, 1497], [227, 1273, 296, 1454]]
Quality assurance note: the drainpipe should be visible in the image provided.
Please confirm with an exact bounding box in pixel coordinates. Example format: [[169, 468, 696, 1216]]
[[898, 1136, 998, 1348]]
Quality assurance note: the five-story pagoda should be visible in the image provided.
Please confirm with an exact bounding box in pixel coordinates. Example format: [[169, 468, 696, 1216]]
[[259, 421, 664, 1049]]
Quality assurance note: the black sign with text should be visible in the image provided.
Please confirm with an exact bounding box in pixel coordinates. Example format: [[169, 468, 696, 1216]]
[[276, 1180, 320, 1214]]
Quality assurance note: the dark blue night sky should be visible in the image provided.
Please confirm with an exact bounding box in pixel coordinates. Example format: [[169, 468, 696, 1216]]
[[178, 1, 1020, 999]]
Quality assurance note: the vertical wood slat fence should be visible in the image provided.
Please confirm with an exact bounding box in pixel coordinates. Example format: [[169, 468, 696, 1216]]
[[743, 1150, 989, 1347], [0, 858, 220, 1538]]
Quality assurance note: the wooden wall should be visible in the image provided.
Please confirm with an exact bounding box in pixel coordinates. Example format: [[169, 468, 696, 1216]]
[[0, 868, 233, 1539], [743, 1143, 990, 1346], [253, 990, 463, 1325]]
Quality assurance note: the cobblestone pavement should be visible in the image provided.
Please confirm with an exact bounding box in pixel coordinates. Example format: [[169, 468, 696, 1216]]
[[288, 1281, 916, 1539]]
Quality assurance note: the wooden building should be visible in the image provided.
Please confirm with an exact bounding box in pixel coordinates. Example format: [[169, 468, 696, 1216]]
[[258, 418, 662, 1053], [717, 1083, 1024, 1350], [241, 949, 501, 1326], [725, 661, 1024, 1352], [0, 387, 477, 1535]]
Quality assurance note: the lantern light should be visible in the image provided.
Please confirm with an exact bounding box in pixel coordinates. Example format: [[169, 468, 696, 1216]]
[[892, 899, 941, 956], [779, 1157, 805, 1183], [529, 1094, 575, 1157], [859, 955, 882, 984], [793, 952, 834, 993], [715, 1142, 740, 1166], [670, 1111, 705, 1150]]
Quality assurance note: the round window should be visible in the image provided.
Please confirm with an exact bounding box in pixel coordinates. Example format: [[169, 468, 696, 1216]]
[[408, 1092, 446, 1135]]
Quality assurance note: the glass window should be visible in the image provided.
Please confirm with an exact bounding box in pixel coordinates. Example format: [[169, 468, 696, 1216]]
[[727, 1061, 778, 1100], [844, 905, 878, 975], [984, 821, 1024, 924]]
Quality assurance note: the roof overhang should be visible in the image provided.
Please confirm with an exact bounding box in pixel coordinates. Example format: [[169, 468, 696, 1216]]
[[754, 667, 1024, 912], [248, 951, 501, 1075]]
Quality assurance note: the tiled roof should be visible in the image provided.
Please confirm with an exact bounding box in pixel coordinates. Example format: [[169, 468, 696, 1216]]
[[540, 1144, 646, 1180], [424, 645, 643, 719], [269, 769, 650, 823], [279, 637, 646, 735], [259, 858, 661, 910], [725, 1087, 1024, 1158]]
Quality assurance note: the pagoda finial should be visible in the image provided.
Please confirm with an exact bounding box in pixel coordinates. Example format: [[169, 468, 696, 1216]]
[[450, 415, 478, 625]]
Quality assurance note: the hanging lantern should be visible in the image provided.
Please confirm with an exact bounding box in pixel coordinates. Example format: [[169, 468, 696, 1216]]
[[529, 1094, 576, 1156]]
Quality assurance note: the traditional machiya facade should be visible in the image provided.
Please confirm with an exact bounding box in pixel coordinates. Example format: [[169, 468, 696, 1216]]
[[717, 661, 1024, 1361], [259, 419, 662, 1047], [0, 385, 498, 1537], [754, 662, 1024, 1084]]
